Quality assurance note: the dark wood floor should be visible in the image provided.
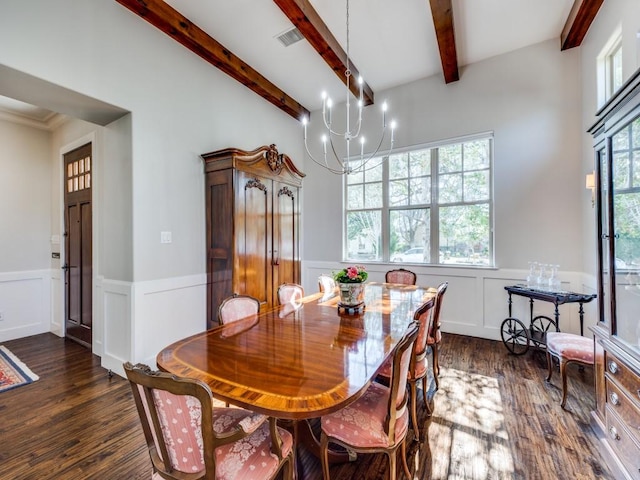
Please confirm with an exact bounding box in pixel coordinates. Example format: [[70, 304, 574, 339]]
[[0, 332, 614, 480]]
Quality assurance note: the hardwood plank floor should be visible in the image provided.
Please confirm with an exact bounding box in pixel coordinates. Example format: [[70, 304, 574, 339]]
[[0, 333, 613, 479]]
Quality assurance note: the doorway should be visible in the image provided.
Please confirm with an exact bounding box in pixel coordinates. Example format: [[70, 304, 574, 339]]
[[63, 143, 93, 347]]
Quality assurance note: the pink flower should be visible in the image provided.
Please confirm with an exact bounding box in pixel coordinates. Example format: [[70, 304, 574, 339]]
[[347, 266, 359, 279]]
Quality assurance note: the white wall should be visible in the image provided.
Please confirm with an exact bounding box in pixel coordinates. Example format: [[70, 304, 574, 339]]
[[0, 0, 304, 372], [0, 119, 52, 341], [303, 39, 590, 340]]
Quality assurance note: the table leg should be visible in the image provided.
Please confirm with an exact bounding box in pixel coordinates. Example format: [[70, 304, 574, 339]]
[[282, 418, 355, 475], [578, 302, 585, 336], [508, 293, 513, 317], [554, 302, 560, 331]]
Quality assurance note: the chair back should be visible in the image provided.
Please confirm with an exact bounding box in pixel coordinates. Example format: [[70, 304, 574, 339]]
[[411, 297, 436, 373], [430, 282, 449, 337], [124, 363, 215, 479], [385, 268, 417, 285], [218, 293, 260, 326], [385, 322, 420, 444], [318, 274, 337, 294], [277, 283, 304, 305]]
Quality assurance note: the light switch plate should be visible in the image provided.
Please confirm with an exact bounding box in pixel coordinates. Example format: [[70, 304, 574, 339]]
[[160, 231, 172, 244]]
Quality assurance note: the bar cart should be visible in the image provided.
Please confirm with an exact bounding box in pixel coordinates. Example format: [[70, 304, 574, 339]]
[[500, 284, 596, 355]]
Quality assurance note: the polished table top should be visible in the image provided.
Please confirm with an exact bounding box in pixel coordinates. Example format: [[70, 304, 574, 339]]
[[156, 282, 434, 420]]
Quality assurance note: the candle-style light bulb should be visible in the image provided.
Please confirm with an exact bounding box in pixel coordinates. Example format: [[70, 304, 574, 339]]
[[390, 120, 396, 143], [360, 136, 365, 157], [321, 134, 327, 156], [382, 101, 388, 127], [302, 116, 308, 139]]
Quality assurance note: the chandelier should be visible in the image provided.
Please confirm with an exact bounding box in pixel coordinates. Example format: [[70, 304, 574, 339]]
[[302, 0, 396, 175]]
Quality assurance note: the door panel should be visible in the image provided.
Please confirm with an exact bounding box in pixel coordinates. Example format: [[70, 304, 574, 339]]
[[64, 143, 92, 347]]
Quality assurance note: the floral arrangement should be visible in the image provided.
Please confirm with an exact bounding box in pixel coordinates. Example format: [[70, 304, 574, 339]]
[[333, 265, 368, 284]]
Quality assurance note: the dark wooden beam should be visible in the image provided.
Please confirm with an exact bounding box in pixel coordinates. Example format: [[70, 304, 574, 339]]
[[115, 0, 309, 121], [429, 0, 459, 84], [273, 0, 375, 106], [561, 0, 604, 50]]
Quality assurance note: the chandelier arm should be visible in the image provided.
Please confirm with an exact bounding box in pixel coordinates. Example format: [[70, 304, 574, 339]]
[[348, 127, 393, 173], [328, 133, 347, 171], [304, 140, 349, 175]]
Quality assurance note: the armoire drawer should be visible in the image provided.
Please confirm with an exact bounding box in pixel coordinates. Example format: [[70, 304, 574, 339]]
[[606, 378, 640, 445], [605, 351, 640, 402], [605, 406, 640, 480]]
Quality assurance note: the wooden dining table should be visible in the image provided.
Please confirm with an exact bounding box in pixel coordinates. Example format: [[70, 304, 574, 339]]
[[156, 281, 435, 461]]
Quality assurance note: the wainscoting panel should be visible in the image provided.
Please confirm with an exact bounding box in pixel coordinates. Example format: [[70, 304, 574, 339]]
[[0, 270, 51, 342], [131, 274, 207, 373], [100, 278, 132, 375]]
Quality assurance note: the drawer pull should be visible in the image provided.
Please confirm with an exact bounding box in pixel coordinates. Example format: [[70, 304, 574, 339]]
[[610, 392, 620, 406], [609, 426, 620, 441], [608, 361, 619, 375]]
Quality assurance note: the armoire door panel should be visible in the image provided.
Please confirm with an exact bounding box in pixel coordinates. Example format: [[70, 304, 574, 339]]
[[274, 183, 299, 295], [206, 170, 234, 325], [238, 172, 272, 308]]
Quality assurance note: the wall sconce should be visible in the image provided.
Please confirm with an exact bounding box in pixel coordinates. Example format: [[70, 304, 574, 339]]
[[586, 171, 596, 208]]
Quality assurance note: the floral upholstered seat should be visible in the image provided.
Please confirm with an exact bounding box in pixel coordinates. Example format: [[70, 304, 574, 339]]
[[124, 363, 294, 480], [218, 293, 260, 326], [545, 332, 594, 409], [376, 297, 436, 441], [320, 322, 420, 480], [385, 268, 417, 285]]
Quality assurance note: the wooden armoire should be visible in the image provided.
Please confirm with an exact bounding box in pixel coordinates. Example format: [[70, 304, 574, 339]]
[[202, 144, 305, 329]]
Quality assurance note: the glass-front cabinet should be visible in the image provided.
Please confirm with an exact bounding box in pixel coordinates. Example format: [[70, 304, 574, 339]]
[[590, 68, 640, 480]]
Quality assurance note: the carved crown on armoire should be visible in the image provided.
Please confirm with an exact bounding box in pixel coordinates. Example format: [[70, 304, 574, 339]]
[[201, 144, 305, 329]]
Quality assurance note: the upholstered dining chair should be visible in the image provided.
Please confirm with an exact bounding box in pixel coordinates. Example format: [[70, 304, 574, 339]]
[[277, 283, 304, 305], [385, 268, 417, 285], [218, 293, 260, 326], [427, 282, 449, 389], [318, 274, 337, 294], [320, 322, 420, 480], [376, 297, 437, 441], [545, 332, 595, 409], [123, 362, 294, 480]]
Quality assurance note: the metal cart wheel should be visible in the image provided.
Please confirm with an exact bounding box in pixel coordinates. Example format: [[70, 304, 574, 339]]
[[500, 317, 530, 355], [530, 315, 558, 347]]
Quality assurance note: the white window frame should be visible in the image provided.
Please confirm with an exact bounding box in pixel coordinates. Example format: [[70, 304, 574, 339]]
[[343, 132, 495, 267]]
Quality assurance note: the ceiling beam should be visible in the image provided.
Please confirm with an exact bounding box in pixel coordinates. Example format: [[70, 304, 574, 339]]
[[428, 0, 459, 84], [561, 0, 604, 50], [115, 0, 309, 121], [273, 0, 375, 106]]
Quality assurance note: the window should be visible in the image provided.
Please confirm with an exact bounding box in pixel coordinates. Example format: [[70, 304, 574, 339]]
[[598, 31, 623, 106], [607, 41, 623, 98], [345, 134, 493, 266]]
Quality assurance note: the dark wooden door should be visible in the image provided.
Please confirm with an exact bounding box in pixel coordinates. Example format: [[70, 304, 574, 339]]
[[63, 143, 92, 347]]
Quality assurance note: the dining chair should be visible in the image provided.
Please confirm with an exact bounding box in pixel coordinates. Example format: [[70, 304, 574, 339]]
[[427, 282, 449, 389], [277, 283, 304, 305], [385, 268, 417, 285], [123, 362, 294, 480], [318, 274, 337, 294], [376, 297, 436, 442], [218, 293, 260, 326], [320, 322, 420, 480], [545, 332, 594, 409]]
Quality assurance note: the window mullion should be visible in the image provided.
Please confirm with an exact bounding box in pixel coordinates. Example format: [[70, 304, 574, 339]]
[[430, 148, 440, 264]]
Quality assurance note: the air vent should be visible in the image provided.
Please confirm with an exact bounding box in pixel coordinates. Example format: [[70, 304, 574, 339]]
[[275, 27, 304, 47]]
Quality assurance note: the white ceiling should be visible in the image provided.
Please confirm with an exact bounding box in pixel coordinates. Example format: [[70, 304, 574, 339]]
[[0, 0, 575, 124]]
